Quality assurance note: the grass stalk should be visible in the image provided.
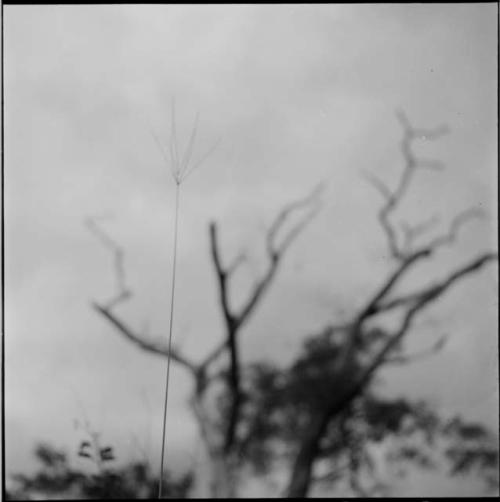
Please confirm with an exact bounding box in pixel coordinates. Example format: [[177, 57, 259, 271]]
[[154, 102, 218, 498], [158, 182, 180, 498]]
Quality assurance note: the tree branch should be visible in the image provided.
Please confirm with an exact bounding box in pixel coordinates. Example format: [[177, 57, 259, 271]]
[[287, 298, 429, 498], [240, 183, 324, 327], [364, 111, 450, 261], [93, 302, 197, 375], [361, 171, 392, 202], [209, 223, 236, 328], [330, 253, 497, 421], [333, 248, 431, 373], [288, 204, 495, 498], [85, 216, 131, 310], [377, 252, 497, 313], [287, 113, 494, 498], [425, 207, 486, 250], [358, 248, 432, 319], [207, 184, 324, 454], [208, 222, 241, 453], [266, 182, 325, 258], [226, 251, 248, 276], [400, 214, 440, 252], [383, 333, 448, 365], [87, 216, 198, 377]]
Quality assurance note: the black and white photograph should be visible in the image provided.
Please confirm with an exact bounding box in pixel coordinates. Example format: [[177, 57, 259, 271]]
[[3, 3, 499, 499]]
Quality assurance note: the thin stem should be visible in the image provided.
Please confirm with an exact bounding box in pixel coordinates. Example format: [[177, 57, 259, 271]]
[[158, 183, 181, 498]]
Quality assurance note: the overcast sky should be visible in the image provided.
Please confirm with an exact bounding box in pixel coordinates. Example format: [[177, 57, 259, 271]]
[[4, 4, 498, 496]]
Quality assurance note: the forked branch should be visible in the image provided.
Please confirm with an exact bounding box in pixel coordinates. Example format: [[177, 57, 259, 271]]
[[85, 216, 131, 310], [376, 252, 497, 313], [86, 216, 196, 376], [205, 182, 325, 364], [364, 111, 449, 260], [287, 113, 496, 498], [207, 183, 324, 453]]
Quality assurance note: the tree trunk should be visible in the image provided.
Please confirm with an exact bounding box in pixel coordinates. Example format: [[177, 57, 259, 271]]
[[190, 395, 236, 497], [286, 378, 367, 497], [286, 413, 330, 497]]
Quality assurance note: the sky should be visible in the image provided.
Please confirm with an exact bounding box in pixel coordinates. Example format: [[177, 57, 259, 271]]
[[3, 4, 498, 496]]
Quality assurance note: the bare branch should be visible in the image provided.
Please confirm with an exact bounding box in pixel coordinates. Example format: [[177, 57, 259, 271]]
[[238, 183, 324, 326], [425, 207, 487, 250], [93, 302, 197, 375], [379, 207, 403, 259], [348, 254, 496, 392], [199, 340, 228, 373], [226, 251, 249, 276], [206, 184, 324, 454], [278, 203, 322, 256], [351, 296, 444, 397], [377, 252, 497, 313], [85, 216, 131, 310], [383, 333, 448, 365], [208, 222, 242, 453], [209, 223, 236, 328], [400, 214, 440, 251], [266, 182, 325, 258], [355, 210, 491, 324], [358, 248, 432, 319], [87, 214, 198, 376], [365, 111, 450, 261], [361, 170, 392, 201]]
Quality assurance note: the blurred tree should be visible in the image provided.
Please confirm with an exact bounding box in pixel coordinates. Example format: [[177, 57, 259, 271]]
[[87, 112, 498, 497], [6, 442, 193, 500], [231, 327, 499, 496]]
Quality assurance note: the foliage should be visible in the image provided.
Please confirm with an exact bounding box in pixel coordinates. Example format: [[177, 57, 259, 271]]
[[6, 442, 193, 500], [231, 326, 499, 494]]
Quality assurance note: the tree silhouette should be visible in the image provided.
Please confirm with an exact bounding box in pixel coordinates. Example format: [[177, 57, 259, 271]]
[[232, 326, 498, 496], [87, 111, 497, 497]]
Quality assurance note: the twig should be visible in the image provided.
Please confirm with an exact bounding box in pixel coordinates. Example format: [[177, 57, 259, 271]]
[[425, 207, 486, 250], [384, 333, 448, 365], [85, 216, 131, 309], [363, 111, 450, 260], [400, 214, 439, 251], [92, 302, 197, 373]]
